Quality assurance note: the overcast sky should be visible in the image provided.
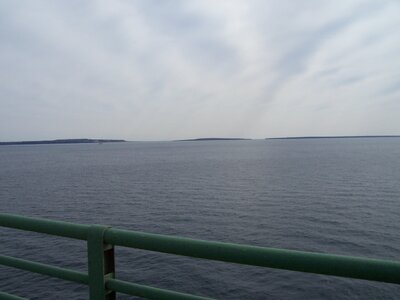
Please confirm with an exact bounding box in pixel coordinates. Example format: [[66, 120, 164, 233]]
[[1, 0, 399, 141]]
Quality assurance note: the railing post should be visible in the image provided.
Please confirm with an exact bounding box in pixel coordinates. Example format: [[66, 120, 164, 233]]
[[87, 225, 116, 300]]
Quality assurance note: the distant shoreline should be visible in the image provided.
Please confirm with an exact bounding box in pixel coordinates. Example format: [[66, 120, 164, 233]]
[[2, 136, 399, 145], [0, 139, 126, 146], [175, 138, 251, 142], [266, 135, 400, 140]]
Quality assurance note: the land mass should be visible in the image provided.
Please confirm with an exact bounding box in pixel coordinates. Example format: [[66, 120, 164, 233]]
[[175, 137, 251, 142], [266, 135, 400, 140], [0, 138, 126, 146]]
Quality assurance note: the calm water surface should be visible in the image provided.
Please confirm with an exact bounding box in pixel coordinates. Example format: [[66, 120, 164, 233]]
[[1, 139, 400, 299]]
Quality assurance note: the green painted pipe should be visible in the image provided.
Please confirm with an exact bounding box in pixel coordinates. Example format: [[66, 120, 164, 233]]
[[104, 228, 400, 285], [1, 213, 400, 287], [0, 255, 88, 285], [0, 291, 27, 300], [106, 278, 213, 300], [0, 213, 89, 240]]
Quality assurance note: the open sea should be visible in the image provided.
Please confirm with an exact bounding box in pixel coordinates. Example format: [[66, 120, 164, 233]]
[[1, 138, 400, 299]]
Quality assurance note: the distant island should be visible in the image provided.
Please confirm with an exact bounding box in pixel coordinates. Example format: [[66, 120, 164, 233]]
[[0, 138, 126, 146], [266, 135, 400, 140], [175, 138, 251, 142]]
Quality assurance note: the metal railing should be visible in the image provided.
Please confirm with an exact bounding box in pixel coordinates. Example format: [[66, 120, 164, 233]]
[[1, 213, 400, 299]]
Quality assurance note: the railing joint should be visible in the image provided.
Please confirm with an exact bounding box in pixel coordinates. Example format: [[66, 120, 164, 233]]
[[87, 225, 116, 300]]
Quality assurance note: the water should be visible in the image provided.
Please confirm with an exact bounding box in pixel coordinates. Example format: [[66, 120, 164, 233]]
[[1, 139, 400, 299]]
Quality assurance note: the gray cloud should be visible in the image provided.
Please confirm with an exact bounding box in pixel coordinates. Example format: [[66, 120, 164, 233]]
[[1, 0, 399, 141]]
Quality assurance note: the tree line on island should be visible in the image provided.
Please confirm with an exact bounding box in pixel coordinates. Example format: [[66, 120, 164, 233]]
[[1, 135, 399, 146], [0, 139, 126, 146]]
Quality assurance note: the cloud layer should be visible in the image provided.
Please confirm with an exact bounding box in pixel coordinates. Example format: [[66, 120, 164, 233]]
[[1, 0, 399, 140]]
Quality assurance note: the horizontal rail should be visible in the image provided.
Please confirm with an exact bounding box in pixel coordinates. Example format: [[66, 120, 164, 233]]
[[104, 228, 400, 285], [0, 254, 212, 300], [106, 279, 212, 300], [0, 291, 27, 300], [2, 214, 400, 284], [0, 255, 88, 285], [0, 214, 89, 240]]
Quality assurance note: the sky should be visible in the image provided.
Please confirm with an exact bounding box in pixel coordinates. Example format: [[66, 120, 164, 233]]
[[1, 0, 399, 141]]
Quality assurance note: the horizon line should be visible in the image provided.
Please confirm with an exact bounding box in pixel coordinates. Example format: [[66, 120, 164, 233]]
[[1, 134, 400, 144], [266, 135, 400, 140]]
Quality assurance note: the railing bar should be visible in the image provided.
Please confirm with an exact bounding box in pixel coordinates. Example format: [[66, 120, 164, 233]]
[[0, 214, 89, 240], [0, 254, 89, 285], [1, 213, 400, 288], [0, 291, 27, 300], [104, 228, 400, 285], [106, 278, 214, 300]]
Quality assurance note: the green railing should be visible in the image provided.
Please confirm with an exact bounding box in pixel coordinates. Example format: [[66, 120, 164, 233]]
[[1, 214, 400, 299]]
